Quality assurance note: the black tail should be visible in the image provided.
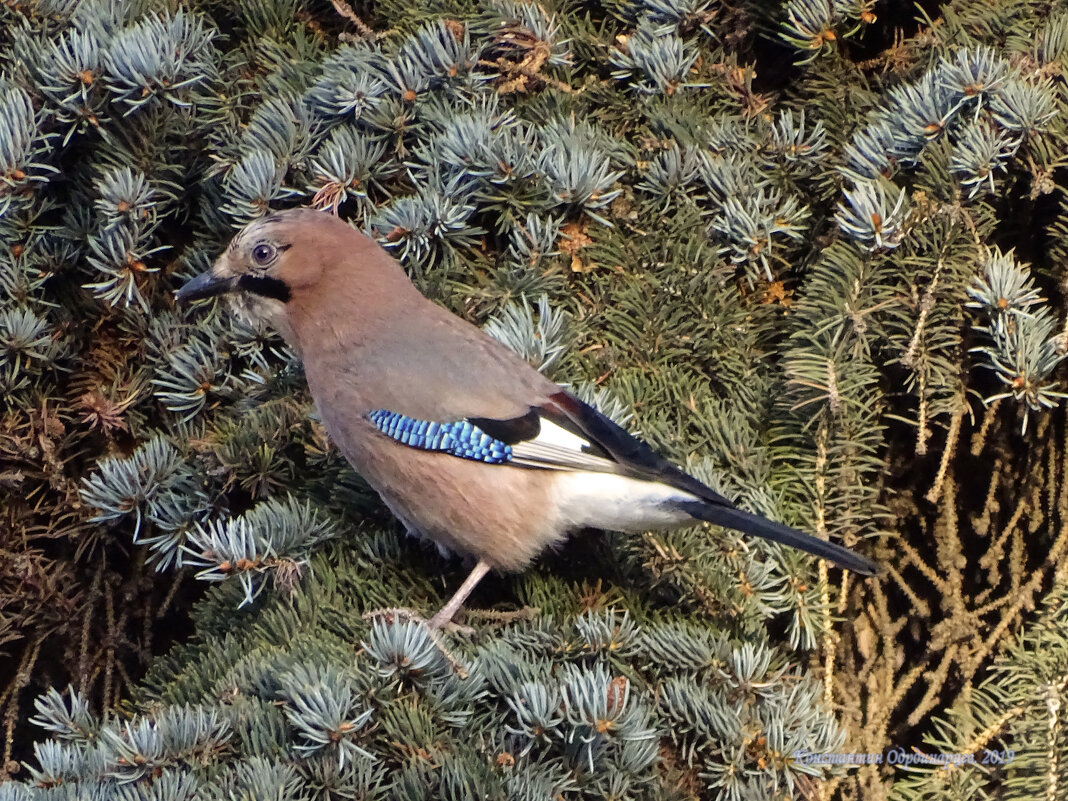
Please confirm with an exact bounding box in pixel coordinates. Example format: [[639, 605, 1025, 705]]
[[679, 501, 881, 576]]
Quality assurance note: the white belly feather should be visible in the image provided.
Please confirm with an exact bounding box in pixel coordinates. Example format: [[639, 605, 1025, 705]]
[[550, 471, 699, 533]]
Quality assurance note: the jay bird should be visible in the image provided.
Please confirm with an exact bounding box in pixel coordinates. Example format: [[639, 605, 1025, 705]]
[[178, 208, 880, 628]]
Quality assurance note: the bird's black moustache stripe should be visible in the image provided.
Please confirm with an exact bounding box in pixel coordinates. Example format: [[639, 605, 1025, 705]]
[[238, 274, 291, 302]]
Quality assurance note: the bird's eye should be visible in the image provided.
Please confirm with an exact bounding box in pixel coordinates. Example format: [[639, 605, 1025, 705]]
[[252, 242, 276, 265]]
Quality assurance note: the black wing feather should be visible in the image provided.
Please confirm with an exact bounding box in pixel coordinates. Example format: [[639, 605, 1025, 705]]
[[467, 408, 542, 444], [540, 390, 738, 509]]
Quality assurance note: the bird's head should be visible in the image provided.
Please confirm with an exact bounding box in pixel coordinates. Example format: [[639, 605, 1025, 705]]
[[176, 208, 390, 343]]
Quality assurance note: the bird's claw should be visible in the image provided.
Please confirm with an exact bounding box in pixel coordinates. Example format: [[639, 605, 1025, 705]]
[[361, 606, 475, 636]]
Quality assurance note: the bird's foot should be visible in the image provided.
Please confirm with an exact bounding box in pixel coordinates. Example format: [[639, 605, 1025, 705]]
[[362, 559, 491, 638], [361, 606, 475, 636], [427, 607, 474, 634]]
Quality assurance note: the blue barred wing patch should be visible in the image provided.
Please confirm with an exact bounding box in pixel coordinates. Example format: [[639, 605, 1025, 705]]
[[367, 410, 514, 464]]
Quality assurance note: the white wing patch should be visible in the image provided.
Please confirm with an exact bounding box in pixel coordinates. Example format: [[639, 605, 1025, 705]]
[[510, 418, 626, 474], [533, 419, 590, 450]]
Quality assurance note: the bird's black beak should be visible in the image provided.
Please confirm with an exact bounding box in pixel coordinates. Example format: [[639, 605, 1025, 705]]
[[176, 271, 236, 304]]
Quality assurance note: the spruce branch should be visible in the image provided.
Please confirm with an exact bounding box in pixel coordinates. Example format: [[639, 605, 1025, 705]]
[[80, 435, 208, 562], [610, 23, 700, 96], [104, 11, 218, 114], [968, 248, 1068, 431], [484, 293, 572, 374], [183, 496, 338, 606], [278, 664, 374, 768]]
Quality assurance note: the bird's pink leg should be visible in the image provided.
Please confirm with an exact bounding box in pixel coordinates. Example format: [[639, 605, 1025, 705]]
[[427, 559, 492, 629]]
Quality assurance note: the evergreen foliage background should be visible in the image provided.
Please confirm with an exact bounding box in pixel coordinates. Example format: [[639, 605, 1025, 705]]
[[2, 0, 1068, 798]]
